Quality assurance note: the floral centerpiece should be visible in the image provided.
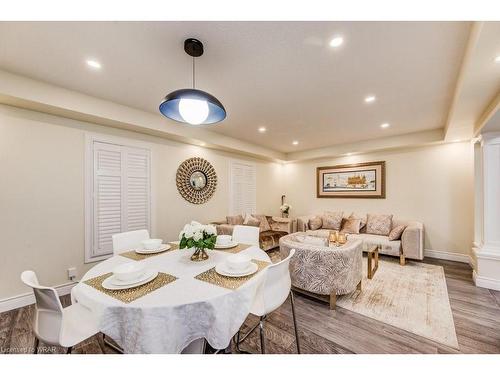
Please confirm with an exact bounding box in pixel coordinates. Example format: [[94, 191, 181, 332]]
[[179, 221, 217, 261], [280, 203, 292, 218]]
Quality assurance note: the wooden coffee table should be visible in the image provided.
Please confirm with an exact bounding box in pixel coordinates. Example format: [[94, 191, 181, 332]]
[[365, 245, 379, 279]]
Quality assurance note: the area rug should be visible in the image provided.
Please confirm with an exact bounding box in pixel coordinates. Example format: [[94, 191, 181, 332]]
[[336, 257, 459, 349]]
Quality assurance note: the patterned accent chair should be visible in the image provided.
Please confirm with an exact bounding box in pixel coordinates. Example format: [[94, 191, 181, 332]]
[[212, 215, 296, 252], [280, 233, 363, 309]]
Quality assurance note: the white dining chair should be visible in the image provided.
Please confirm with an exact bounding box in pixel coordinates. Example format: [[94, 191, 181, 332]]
[[21, 270, 101, 354], [112, 229, 150, 255], [234, 249, 300, 354], [232, 225, 260, 246]]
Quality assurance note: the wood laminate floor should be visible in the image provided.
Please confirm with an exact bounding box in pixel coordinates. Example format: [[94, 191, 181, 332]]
[[1, 256, 499, 354]]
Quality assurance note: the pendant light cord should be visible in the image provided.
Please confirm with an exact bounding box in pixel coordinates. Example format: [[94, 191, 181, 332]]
[[192, 56, 195, 89]]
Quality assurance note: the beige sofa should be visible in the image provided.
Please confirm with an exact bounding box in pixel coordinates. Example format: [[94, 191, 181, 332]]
[[297, 213, 424, 264], [211, 215, 296, 251]]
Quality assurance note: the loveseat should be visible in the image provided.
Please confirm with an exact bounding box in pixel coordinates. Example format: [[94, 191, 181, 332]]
[[212, 214, 295, 251], [296, 212, 424, 264]]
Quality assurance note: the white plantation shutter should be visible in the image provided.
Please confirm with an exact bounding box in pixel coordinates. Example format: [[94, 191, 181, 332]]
[[124, 149, 150, 231], [87, 139, 151, 261], [230, 161, 256, 216]]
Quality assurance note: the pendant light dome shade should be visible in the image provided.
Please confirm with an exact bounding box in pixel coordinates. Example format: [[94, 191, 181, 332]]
[[159, 88, 226, 125], [159, 38, 226, 125]]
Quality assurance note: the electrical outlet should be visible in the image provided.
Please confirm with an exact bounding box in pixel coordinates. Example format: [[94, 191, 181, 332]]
[[67, 267, 77, 281]]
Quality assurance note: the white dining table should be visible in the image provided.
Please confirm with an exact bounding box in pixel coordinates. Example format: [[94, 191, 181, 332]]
[[71, 245, 271, 354]]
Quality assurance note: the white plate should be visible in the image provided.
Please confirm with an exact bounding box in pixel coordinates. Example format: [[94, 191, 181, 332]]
[[214, 241, 239, 249], [135, 244, 171, 254], [102, 270, 158, 290], [215, 262, 258, 278]]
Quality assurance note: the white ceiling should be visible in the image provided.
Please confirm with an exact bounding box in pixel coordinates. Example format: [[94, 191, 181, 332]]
[[0, 21, 471, 153]]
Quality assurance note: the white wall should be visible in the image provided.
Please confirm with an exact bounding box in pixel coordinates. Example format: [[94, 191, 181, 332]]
[[282, 142, 474, 255], [0, 104, 285, 299]]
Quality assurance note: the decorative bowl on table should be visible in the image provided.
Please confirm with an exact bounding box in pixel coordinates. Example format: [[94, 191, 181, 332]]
[[141, 239, 163, 250], [113, 262, 146, 282]]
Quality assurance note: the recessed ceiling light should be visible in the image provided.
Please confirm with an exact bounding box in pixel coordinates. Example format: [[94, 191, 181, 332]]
[[380, 123, 390, 129], [365, 95, 376, 103], [258, 127, 267, 133], [495, 55, 500, 63], [329, 36, 344, 48], [86, 59, 101, 69], [292, 140, 299, 146]]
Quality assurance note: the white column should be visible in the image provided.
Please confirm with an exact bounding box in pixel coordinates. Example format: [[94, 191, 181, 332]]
[[472, 132, 500, 290]]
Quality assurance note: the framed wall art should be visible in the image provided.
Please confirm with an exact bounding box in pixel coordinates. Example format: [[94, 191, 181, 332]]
[[316, 161, 385, 198]]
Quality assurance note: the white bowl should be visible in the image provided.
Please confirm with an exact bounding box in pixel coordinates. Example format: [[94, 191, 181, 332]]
[[141, 238, 163, 250], [113, 262, 146, 282], [216, 235, 232, 246], [226, 254, 251, 272]]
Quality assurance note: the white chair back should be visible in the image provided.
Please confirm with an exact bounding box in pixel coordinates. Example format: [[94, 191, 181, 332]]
[[232, 225, 260, 246], [255, 249, 295, 316], [112, 229, 150, 255], [21, 270, 64, 346]]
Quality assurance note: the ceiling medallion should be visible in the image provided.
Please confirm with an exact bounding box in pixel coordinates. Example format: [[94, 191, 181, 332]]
[[159, 38, 226, 125]]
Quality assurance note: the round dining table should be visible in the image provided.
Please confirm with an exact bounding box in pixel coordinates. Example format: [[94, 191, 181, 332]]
[[71, 245, 271, 354]]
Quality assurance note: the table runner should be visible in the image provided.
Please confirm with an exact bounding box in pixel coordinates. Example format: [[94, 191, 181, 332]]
[[84, 272, 177, 303], [195, 259, 270, 290], [120, 243, 179, 261]]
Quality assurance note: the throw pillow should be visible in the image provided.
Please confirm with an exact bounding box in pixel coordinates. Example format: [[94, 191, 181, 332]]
[[308, 216, 323, 230], [321, 211, 343, 230], [366, 214, 393, 236], [341, 218, 362, 234], [243, 213, 261, 227], [349, 213, 367, 229], [226, 215, 244, 225], [389, 225, 406, 241], [254, 214, 272, 232]]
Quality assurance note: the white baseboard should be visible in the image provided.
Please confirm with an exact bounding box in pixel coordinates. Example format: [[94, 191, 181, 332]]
[[424, 249, 471, 264], [0, 282, 76, 313], [473, 270, 500, 291]]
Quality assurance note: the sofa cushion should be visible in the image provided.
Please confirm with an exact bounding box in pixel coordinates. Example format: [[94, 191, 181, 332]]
[[389, 225, 406, 241], [226, 215, 244, 225], [260, 230, 287, 251], [341, 218, 361, 234], [243, 213, 261, 227], [366, 213, 393, 236], [309, 216, 323, 230], [255, 214, 272, 232], [321, 211, 343, 230], [349, 212, 367, 229], [350, 233, 401, 257], [216, 224, 234, 236]]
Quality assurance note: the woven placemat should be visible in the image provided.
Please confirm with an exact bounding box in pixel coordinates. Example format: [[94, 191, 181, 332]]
[[214, 243, 252, 254], [195, 259, 270, 290], [119, 243, 179, 261], [83, 272, 177, 303]]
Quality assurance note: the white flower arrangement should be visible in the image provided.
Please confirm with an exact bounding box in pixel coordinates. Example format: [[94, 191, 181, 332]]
[[280, 203, 292, 214], [179, 221, 217, 250]]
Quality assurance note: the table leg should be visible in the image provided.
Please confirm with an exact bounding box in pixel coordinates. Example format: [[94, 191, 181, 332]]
[[329, 291, 337, 310]]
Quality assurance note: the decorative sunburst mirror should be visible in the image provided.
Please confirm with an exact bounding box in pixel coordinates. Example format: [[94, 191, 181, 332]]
[[176, 157, 217, 204]]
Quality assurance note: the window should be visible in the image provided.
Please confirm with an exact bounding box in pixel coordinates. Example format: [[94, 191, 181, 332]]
[[85, 135, 151, 262], [229, 160, 256, 216]]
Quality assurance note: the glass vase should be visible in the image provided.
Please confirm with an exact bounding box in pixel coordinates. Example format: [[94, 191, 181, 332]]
[[190, 247, 209, 262]]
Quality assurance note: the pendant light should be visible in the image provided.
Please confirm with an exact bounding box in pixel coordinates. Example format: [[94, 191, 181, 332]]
[[159, 38, 226, 125]]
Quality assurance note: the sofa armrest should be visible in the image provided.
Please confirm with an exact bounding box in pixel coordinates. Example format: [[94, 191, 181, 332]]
[[401, 221, 424, 260], [215, 224, 234, 235], [269, 217, 295, 234], [296, 215, 315, 232], [211, 220, 227, 225]]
